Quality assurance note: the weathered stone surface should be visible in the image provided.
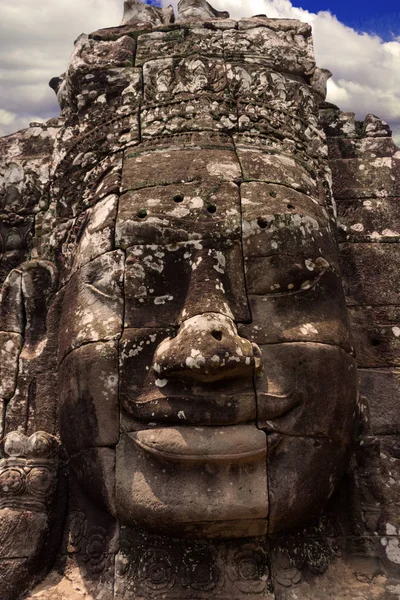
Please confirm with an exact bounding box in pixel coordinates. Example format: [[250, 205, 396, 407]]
[[236, 149, 319, 196], [143, 56, 227, 104], [116, 426, 267, 538], [177, 0, 230, 22], [4, 373, 59, 437], [0, 510, 49, 559], [1, 0, 391, 596], [69, 448, 116, 517], [331, 157, 400, 199], [119, 327, 256, 427], [256, 343, 358, 439], [58, 251, 124, 361], [348, 306, 400, 368], [122, 142, 241, 192], [340, 243, 400, 305], [124, 240, 249, 328], [359, 369, 400, 435], [0, 123, 59, 218], [327, 135, 398, 160], [114, 528, 273, 599], [240, 181, 334, 258], [337, 198, 400, 243], [51, 152, 122, 220], [268, 434, 351, 534], [223, 22, 315, 76], [241, 269, 353, 352], [141, 97, 237, 137], [136, 27, 225, 65], [0, 269, 23, 333], [0, 332, 22, 400], [116, 181, 241, 246], [122, 0, 174, 27], [59, 342, 119, 454]]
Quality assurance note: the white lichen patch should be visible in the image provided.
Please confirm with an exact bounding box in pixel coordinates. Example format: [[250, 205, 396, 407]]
[[300, 323, 318, 336]]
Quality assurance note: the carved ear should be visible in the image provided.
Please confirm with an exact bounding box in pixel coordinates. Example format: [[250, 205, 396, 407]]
[[20, 260, 58, 356]]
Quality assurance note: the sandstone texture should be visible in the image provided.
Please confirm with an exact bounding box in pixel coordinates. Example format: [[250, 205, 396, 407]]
[[0, 0, 398, 599]]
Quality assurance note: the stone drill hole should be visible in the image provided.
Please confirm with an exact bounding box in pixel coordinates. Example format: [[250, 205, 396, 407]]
[[287, 203, 295, 210], [207, 204, 217, 214], [137, 209, 147, 219], [257, 217, 268, 229], [211, 330, 223, 341], [173, 193, 184, 203]]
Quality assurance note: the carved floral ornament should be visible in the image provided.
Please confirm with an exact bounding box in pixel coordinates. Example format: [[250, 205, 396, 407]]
[[0, 432, 59, 512]]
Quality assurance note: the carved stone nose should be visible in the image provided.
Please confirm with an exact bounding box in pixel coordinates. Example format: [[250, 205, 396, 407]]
[[153, 313, 261, 383]]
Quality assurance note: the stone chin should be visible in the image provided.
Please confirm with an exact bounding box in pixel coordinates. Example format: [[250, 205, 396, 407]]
[[116, 424, 268, 538]]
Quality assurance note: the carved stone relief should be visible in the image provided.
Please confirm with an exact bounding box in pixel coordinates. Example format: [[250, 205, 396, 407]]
[[0, 0, 399, 598]]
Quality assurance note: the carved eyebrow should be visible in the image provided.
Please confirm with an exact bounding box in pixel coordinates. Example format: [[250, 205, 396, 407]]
[[84, 282, 116, 300]]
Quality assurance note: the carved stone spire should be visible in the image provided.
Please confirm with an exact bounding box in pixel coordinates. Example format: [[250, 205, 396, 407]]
[[121, 0, 174, 26], [177, 0, 230, 21]]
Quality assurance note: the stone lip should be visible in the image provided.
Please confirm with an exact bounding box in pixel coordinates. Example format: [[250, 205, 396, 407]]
[[132, 425, 266, 463]]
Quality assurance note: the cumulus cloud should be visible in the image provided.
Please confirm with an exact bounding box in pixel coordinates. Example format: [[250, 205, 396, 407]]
[[1, 0, 400, 145]]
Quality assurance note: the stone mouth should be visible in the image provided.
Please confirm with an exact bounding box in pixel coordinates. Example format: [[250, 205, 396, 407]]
[[125, 392, 257, 425], [132, 425, 266, 463]]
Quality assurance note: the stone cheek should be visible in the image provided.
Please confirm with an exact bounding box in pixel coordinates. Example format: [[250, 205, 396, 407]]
[[58, 250, 124, 361]]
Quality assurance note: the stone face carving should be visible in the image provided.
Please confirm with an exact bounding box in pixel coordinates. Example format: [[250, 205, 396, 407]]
[[4, 0, 400, 597]]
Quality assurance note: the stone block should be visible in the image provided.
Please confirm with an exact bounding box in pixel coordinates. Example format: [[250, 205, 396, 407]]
[[267, 434, 350, 534], [69, 448, 116, 517], [331, 157, 400, 199], [240, 181, 334, 258], [69, 194, 117, 276], [237, 103, 325, 155], [119, 327, 256, 427], [359, 369, 400, 435], [58, 251, 124, 361], [4, 372, 59, 437], [116, 426, 268, 538], [223, 24, 315, 76], [0, 509, 49, 559], [0, 218, 34, 287], [141, 97, 237, 138], [0, 332, 21, 400], [256, 343, 358, 439], [340, 243, 400, 305], [124, 240, 250, 328], [19, 287, 64, 378], [226, 62, 318, 123], [327, 136, 397, 160], [348, 306, 400, 368], [337, 198, 400, 243], [142, 56, 227, 105], [236, 149, 319, 197], [69, 35, 135, 75], [0, 269, 23, 333], [240, 269, 353, 352], [122, 143, 241, 192], [136, 27, 224, 65], [116, 181, 241, 247], [59, 341, 119, 454], [52, 152, 122, 220]]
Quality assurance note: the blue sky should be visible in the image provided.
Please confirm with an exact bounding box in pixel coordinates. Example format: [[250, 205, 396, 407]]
[[291, 0, 400, 40]]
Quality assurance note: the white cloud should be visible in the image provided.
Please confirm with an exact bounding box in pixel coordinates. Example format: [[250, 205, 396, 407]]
[[1, 0, 400, 145]]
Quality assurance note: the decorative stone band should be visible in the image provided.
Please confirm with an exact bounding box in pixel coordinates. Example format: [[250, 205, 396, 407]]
[[0, 431, 59, 512]]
